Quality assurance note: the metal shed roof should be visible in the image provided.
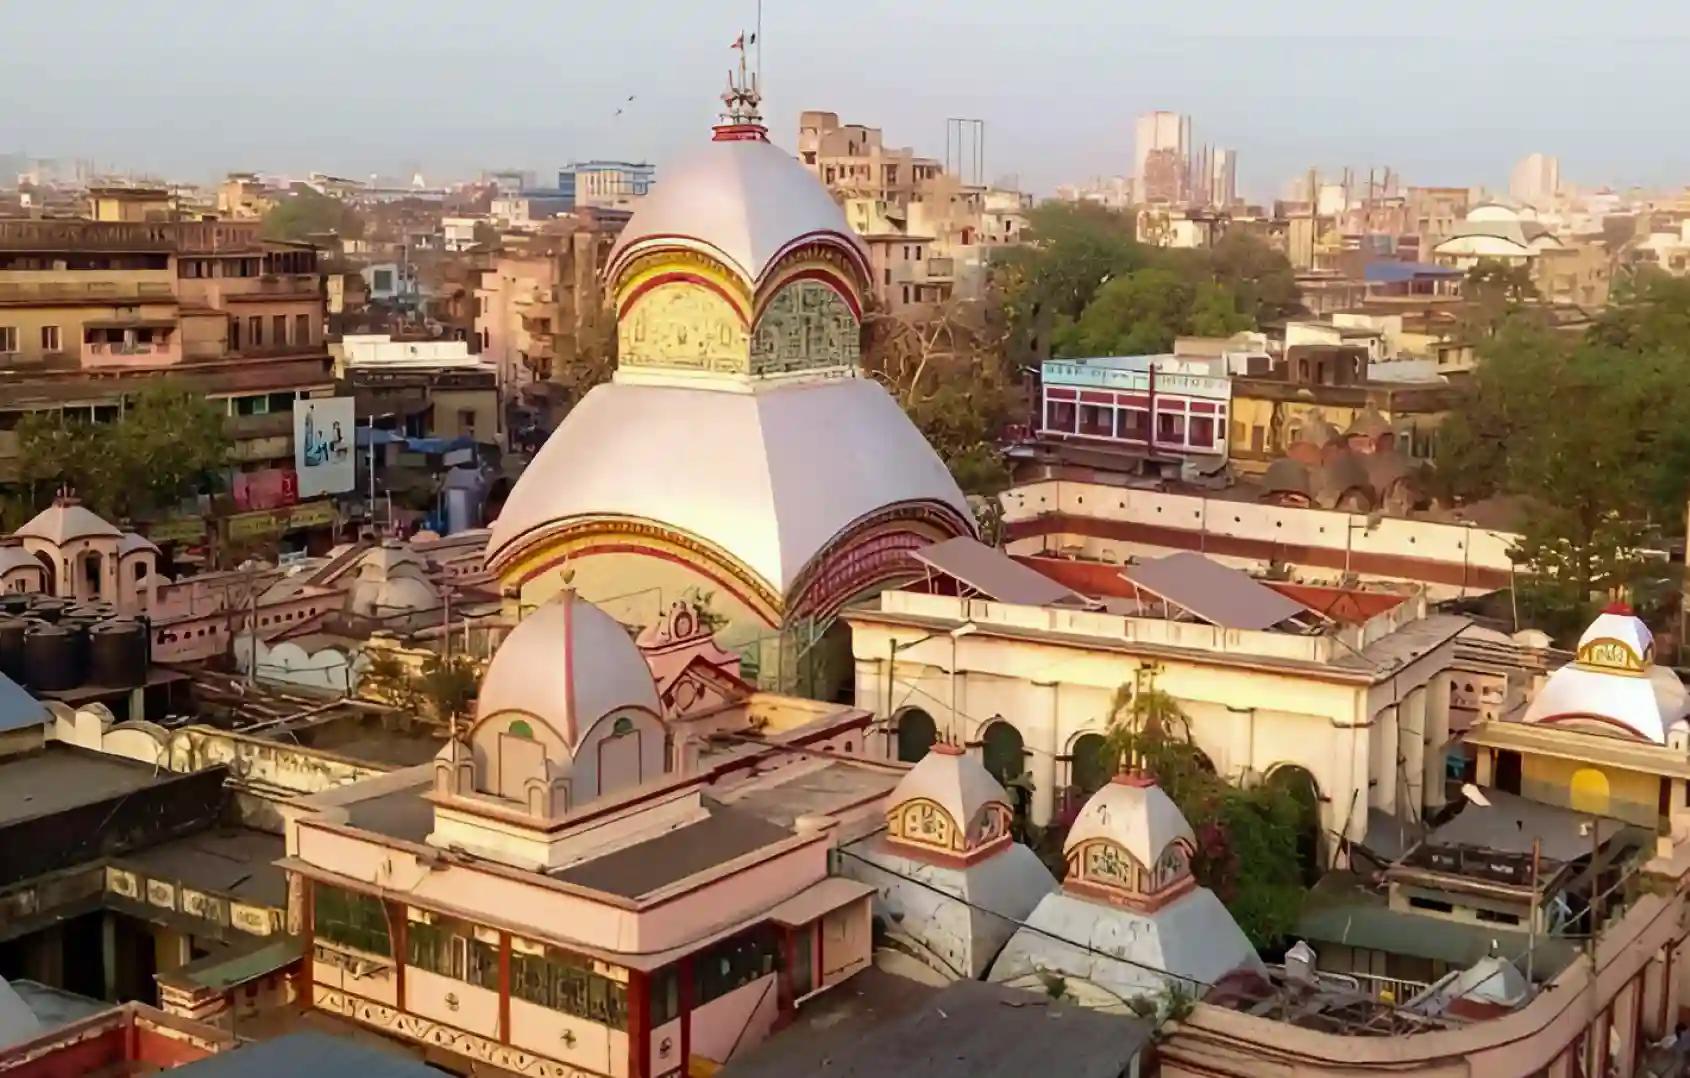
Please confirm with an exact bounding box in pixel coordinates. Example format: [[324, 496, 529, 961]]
[[1121, 552, 1310, 631], [913, 536, 1089, 608]]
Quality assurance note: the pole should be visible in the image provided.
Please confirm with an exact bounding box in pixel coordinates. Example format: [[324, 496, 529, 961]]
[[1526, 838, 1539, 988], [949, 632, 960, 745]]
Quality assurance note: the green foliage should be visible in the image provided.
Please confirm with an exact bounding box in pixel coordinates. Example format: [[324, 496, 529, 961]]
[[999, 202, 1295, 363], [16, 382, 230, 520], [1436, 279, 1690, 641], [262, 187, 365, 242], [1099, 678, 1307, 949], [417, 652, 479, 725]]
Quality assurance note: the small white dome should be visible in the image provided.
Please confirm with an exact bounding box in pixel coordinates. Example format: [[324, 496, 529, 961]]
[[475, 592, 661, 749], [1065, 773, 1195, 871]]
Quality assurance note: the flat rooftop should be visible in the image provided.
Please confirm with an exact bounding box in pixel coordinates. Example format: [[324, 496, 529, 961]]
[[552, 798, 793, 899], [0, 746, 171, 827], [116, 827, 287, 908], [722, 967, 1152, 1078], [718, 758, 902, 830], [344, 781, 436, 844]]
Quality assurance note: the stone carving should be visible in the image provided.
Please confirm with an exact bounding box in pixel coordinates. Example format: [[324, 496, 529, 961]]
[[750, 280, 859, 376], [619, 285, 748, 374]]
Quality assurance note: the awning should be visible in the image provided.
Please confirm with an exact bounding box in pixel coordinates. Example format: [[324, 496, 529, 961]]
[[767, 878, 875, 928]]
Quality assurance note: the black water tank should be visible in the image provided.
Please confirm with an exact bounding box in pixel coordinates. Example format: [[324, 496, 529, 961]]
[[67, 603, 113, 620], [23, 623, 79, 692], [0, 594, 31, 617], [25, 597, 66, 623], [0, 618, 25, 683], [89, 619, 147, 689]]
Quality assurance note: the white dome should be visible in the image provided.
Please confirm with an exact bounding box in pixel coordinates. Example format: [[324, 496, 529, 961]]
[[475, 592, 660, 749], [606, 136, 868, 286], [15, 501, 120, 544], [1065, 774, 1195, 870], [888, 743, 1012, 837], [1523, 605, 1684, 743], [1577, 606, 1654, 669], [486, 377, 971, 598]]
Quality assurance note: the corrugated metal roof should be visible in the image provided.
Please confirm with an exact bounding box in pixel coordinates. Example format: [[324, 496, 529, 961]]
[[0, 674, 46, 734], [914, 536, 1088, 608], [1121, 552, 1309, 631]]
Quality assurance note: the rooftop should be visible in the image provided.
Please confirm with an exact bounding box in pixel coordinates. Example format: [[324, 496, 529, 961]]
[[172, 1030, 441, 1078], [551, 797, 794, 899], [0, 745, 172, 827], [721, 967, 1152, 1078], [716, 757, 904, 830], [115, 827, 287, 908]]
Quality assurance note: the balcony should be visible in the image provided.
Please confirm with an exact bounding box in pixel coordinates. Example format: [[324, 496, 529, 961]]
[[214, 276, 322, 300], [0, 280, 176, 305], [82, 338, 184, 368]]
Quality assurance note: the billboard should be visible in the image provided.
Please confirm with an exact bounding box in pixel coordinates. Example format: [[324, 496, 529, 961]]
[[293, 396, 356, 498]]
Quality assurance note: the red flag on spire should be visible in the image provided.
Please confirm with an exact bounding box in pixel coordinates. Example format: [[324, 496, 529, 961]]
[[731, 32, 745, 51]]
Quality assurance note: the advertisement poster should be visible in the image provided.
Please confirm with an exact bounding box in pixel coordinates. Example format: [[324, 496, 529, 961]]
[[293, 396, 355, 498]]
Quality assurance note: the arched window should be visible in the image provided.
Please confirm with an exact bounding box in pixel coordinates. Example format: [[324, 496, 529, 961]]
[[1265, 764, 1323, 884], [1070, 733, 1111, 797], [611, 716, 634, 737], [895, 708, 936, 763], [981, 722, 1026, 787], [507, 719, 535, 739]]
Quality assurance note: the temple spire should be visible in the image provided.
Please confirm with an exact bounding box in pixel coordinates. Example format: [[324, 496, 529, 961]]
[[714, 30, 766, 141]]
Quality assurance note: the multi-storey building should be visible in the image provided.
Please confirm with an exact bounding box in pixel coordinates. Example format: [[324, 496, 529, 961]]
[[797, 112, 942, 204], [0, 216, 336, 546], [558, 161, 655, 210]]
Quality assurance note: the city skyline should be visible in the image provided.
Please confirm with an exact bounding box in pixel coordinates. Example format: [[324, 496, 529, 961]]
[[4, 1, 1690, 198]]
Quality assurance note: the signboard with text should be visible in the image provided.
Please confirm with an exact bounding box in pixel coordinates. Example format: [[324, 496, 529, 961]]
[[293, 396, 356, 498]]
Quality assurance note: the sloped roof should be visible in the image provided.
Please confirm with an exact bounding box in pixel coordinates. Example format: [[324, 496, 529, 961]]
[[913, 536, 1088, 607], [1065, 774, 1194, 870], [888, 743, 1012, 836], [14, 502, 120, 545], [1122, 552, 1309, 631]]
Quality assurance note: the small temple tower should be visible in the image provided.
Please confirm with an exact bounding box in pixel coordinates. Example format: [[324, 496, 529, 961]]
[[989, 772, 1259, 1009], [484, 57, 972, 643], [1523, 603, 1688, 745], [843, 742, 1055, 978]]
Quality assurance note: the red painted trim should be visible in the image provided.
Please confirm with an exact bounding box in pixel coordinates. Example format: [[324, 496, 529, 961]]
[[761, 231, 872, 290], [678, 955, 694, 1070], [391, 899, 406, 1011], [1079, 390, 1114, 404], [619, 270, 749, 325], [1063, 873, 1197, 912], [885, 832, 1014, 867], [1115, 393, 1149, 407], [514, 542, 777, 627], [629, 967, 652, 1078], [1189, 401, 1217, 414], [753, 266, 863, 322], [562, 596, 577, 742], [712, 123, 769, 142], [1045, 387, 1077, 400]]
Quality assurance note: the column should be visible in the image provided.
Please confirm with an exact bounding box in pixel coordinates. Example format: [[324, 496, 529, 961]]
[[1476, 747, 1495, 787], [1423, 671, 1452, 812], [1399, 687, 1427, 820], [1029, 682, 1059, 827], [627, 967, 651, 1078], [101, 913, 117, 1002], [1371, 705, 1398, 815]]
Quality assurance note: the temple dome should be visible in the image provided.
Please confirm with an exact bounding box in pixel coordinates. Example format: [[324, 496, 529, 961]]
[[606, 136, 868, 287], [885, 743, 1014, 859], [15, 500, 120, 544], [485, 377, 971, 603], [475, 592, 661, 749], [1523, 604, 1686, 743], [1065, 773, 1195, 871]]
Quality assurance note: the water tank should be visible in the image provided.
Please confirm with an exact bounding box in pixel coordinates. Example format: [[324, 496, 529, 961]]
[[25, 597, 66, 623], [89, 620, 147, 689], [0, 595, 32, 617], [0, 618, 25, 683], [67, 602, 114, 620], [23, 623, 80, 692]]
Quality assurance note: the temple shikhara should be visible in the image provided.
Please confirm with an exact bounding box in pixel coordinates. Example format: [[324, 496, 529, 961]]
[[483, 61, 973, 652]]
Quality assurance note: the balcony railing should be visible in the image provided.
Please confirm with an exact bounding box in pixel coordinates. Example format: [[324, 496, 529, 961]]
[[83, 340, 183, 366], [0, 280, 176, 303]]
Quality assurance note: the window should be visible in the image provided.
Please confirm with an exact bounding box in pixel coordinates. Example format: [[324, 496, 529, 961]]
[[511, 943, 629, 1029], [1116, 408, 1148, 441], [1044, 399, 1076, 433], [1078, 404, 1112, 437], [1188, 415, 1216, 449], [407, 914, 498, 989], [372, 268, 395, 292], [1407, 895, 1454, 914], [651, 967, 680, 1025], [0, 327, 16, 352], [1156, 411, 1185, 444], [313, 883, 392, 956], [229, 318, 241, 351], [1474, 908, 1521, 925], [248, 316, 263, 347], [694, 926, 779, 1006], [293, 313, 309, 346], [40, 325, 60, 352], [273, 315, 288, 346], [267, 391, 295, 414]]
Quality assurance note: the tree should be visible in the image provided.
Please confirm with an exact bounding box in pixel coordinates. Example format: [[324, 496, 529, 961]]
[[17, 382, 230, 520], [1436, 282, 1690, 641], [1459, 258, 1540, 340], [262, 186, 365, 242], [1099, 678, 1307, 949]]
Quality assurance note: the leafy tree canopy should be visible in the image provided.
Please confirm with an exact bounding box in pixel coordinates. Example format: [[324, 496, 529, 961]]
[[16, 382, 231, 522], [262, 186, 365, 242]]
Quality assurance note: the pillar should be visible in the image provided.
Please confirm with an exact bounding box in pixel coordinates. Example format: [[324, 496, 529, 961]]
[[1029, 681, 1059, 827], [1370, 705, 1398, 814], [1423, 671, 1452, 812], [1476, 747, 1495, 787], [101, 913, 118, 1002], [1399, 687, 1427, 820]]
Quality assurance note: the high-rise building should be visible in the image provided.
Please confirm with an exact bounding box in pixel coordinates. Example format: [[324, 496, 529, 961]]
[[1509, 152, 1560, 209], [1209, 148, 1237, 207], [1133, 111, 1191, 202]]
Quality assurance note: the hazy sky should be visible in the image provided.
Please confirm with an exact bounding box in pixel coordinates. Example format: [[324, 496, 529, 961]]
[[6, 1, 1690, 199]]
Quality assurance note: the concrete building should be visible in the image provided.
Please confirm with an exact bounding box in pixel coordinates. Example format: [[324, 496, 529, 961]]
[[846, 543, 1466, 869], [558, 161, 655, 210], [335, 333, 500, 449], [797, 112, 942, 205], [214, 173, 275, 220], [1032, 353, 1231, 474], [1509, 152, 1560, 210], [1133, 111, 1191, 202], [0, 217, 335, 489]]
